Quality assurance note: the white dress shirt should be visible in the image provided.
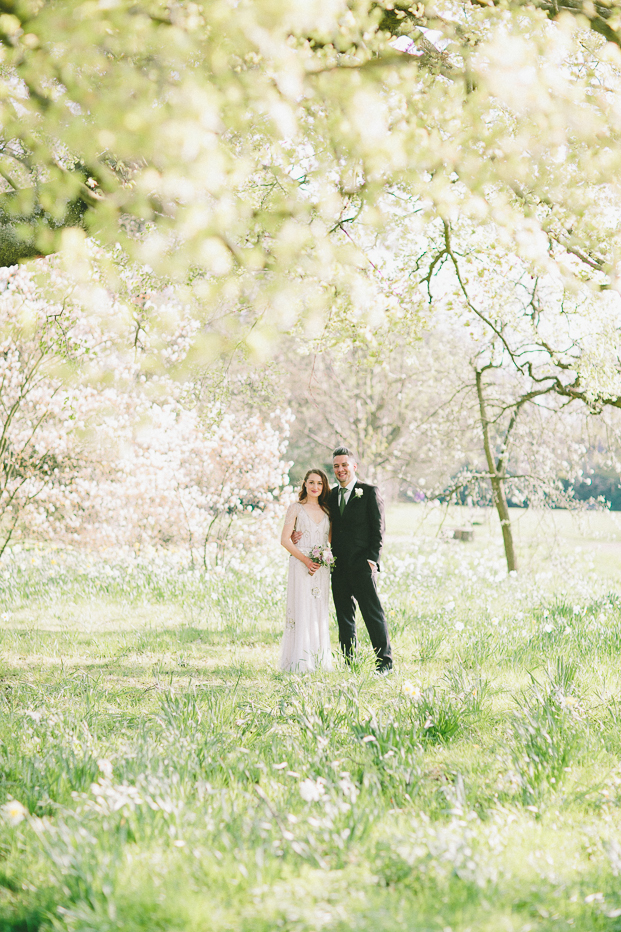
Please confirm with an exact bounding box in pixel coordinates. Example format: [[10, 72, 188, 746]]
[[338, 477, 358, 506]]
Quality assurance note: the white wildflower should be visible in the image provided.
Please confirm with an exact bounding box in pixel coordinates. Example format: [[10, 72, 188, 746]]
[[402, 681, 423, 700], [2, 800, 27, 826], [97, 758, 113, 779], [299, 778, 325, 802], [338, 774, 359, 803]]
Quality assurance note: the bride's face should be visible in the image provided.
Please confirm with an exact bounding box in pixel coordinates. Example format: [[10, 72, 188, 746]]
[[304, 474, 323, 499]]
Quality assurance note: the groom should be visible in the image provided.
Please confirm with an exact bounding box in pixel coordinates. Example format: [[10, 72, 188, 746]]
[[329, 447, 393, 673]]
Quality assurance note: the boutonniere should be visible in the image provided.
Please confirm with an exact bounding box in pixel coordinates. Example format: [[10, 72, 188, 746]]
[[355, 488, 363, 498]]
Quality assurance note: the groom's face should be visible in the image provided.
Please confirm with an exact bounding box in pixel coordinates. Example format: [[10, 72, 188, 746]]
[[333, 455, 357, 488]]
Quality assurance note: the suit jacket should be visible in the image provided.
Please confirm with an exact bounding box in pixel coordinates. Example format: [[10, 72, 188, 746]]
[[329, 481, 385, 569]]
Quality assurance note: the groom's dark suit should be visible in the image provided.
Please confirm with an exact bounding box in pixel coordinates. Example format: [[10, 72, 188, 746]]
[[329, 481, 393, 670]]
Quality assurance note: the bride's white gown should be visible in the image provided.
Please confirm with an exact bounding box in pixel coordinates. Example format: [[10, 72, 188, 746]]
[[279, 503, 333, 672]]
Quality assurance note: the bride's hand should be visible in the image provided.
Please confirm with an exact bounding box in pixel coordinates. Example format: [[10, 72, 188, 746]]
[[305, 558, 321, 575]]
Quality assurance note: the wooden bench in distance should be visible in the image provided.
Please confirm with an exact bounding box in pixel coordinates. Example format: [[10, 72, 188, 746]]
[[452, 528, 474, 542]]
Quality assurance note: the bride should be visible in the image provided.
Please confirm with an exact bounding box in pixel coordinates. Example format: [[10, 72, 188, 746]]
[[279, 468, 333, 672]]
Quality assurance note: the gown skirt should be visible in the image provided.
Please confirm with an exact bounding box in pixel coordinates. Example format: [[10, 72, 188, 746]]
[[279, 503, 333, 673]]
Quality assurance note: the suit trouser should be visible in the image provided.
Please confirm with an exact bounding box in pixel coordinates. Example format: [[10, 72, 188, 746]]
[[331, 561, 392, 668]]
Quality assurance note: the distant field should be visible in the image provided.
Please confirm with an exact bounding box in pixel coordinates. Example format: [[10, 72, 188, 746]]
[[387, 503, 621, 580]]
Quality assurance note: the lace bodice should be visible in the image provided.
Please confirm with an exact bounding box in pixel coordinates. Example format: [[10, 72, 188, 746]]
[[286, 502, 329, 550]]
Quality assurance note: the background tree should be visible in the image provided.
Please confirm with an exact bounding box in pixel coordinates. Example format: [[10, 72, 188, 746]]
[[276, 331, 426, 487], [406, 220, 621, 571], [0, 260, 292, 561], [0, 260, 105, 554], [274, 241, 621, 573], [71, 402, 291, 567]]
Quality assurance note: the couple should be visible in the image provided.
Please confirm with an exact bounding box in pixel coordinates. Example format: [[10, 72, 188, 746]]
[[279, 446, 393, 675]]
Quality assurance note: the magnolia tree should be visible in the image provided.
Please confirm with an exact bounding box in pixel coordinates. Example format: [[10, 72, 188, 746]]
[[0, 259, 292, 562], [0, 261, 106, 554], [396, 221, 621, 572], [404, 331, 612, 573], [2, 0, 621, 361], [66, 404, 292, 567]]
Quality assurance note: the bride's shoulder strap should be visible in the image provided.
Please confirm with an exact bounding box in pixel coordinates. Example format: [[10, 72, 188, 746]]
[[285, 501, 301, 524]]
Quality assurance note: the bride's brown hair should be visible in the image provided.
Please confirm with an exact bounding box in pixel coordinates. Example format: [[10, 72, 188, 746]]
[[299, 468, 331, 516]]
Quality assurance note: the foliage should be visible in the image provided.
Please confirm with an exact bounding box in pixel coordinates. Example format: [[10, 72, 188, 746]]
[[2, 0, 621, 361], [3, 0, 621, 582], [0, 259, 292, 561], [0, 259, 106, 552]]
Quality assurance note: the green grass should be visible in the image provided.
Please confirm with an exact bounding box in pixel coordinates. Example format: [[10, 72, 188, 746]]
[[1, 508, 621, 930]]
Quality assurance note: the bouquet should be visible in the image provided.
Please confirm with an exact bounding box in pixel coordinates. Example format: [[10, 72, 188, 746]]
[[308, 544, 336, 572]]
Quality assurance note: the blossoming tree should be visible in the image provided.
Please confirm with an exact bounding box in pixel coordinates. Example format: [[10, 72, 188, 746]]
[[0, 259, 292, 562], [69, 403, 292, 567], [1, 0, 621, 362]]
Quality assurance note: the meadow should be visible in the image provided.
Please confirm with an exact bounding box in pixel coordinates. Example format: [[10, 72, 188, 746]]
[[2, 505, 621, 931]]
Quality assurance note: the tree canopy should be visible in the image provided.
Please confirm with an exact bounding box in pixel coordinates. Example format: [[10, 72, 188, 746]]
[[2, 0, 621, 358]]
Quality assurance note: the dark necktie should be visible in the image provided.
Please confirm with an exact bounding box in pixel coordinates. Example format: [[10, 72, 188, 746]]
[[339, 487, 346, 515]]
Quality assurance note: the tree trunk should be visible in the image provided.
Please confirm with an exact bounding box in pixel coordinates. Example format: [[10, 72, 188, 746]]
[[475, 369, 518, 573]]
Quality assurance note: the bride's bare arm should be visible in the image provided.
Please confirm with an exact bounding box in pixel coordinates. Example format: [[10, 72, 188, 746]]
[[281, 507, 320, 573]]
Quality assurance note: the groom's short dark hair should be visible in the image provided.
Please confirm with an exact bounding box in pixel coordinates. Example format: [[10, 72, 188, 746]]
[[333, 445, 357, 461]]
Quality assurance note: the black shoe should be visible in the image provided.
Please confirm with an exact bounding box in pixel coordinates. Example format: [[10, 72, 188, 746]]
[[374, 665, 393, 677]]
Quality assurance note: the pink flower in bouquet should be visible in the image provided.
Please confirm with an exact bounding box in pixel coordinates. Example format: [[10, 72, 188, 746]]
[[307, 545, 336, 571]]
